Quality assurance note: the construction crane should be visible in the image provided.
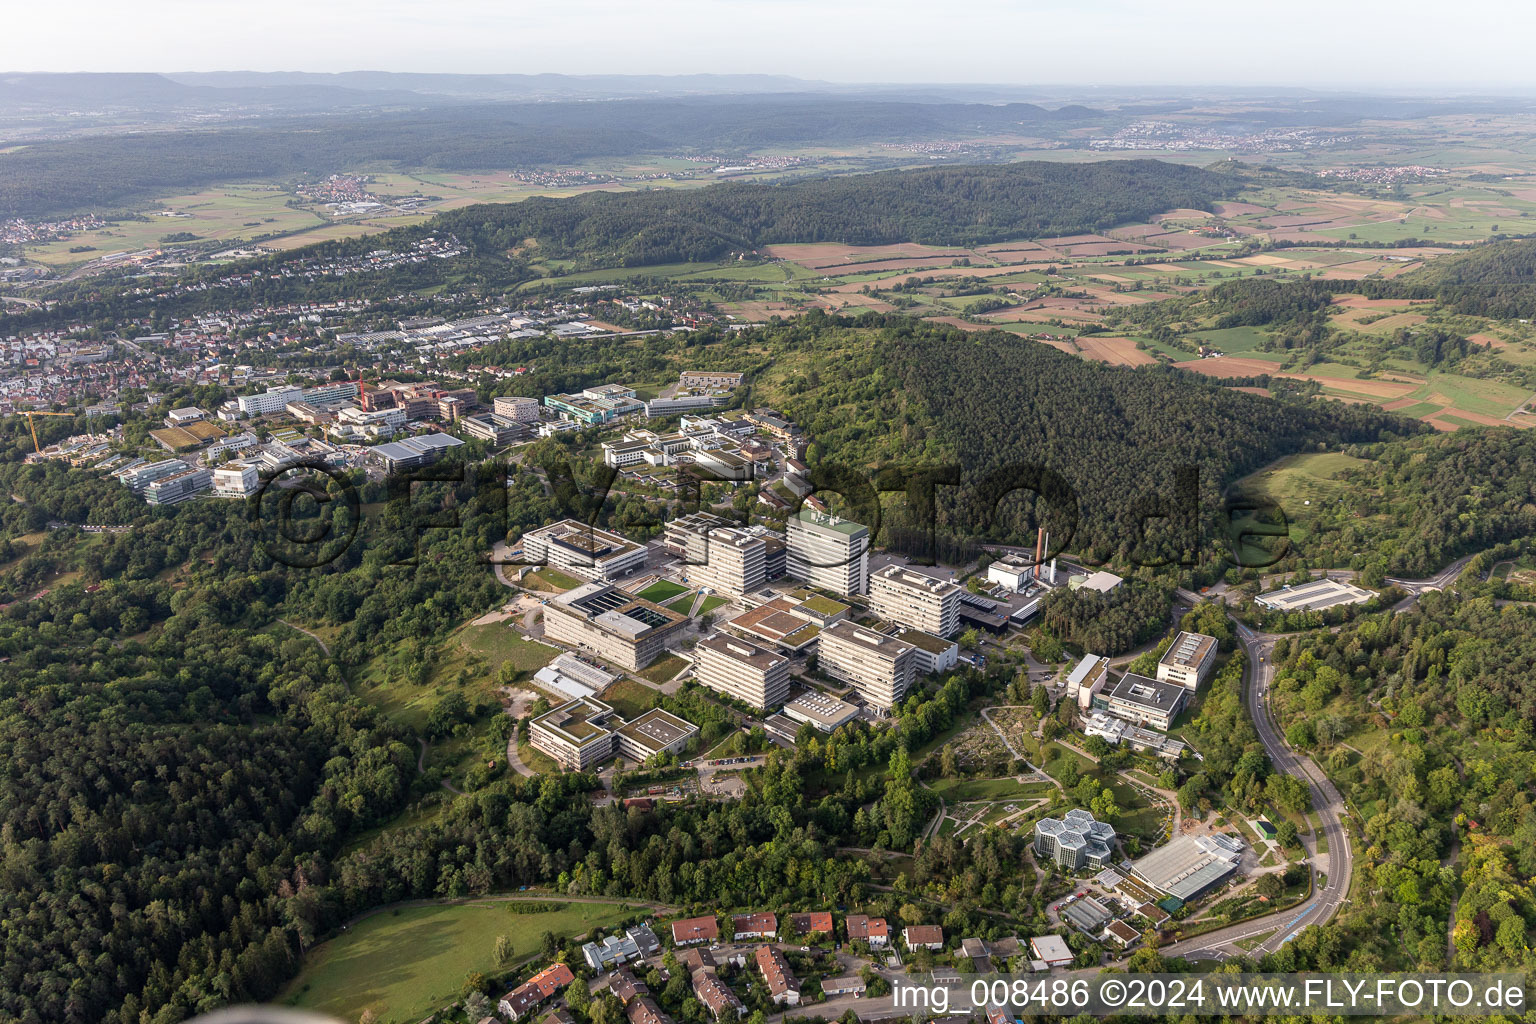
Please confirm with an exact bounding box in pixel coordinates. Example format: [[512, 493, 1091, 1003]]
[[21, 410, 74, 453]]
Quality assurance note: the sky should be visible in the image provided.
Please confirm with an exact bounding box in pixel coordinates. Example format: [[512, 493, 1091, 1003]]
[[2, 0, 1534, 91]]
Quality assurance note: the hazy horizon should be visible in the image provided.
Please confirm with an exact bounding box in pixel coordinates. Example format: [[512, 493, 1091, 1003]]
[[3, 0, 1535, 92]]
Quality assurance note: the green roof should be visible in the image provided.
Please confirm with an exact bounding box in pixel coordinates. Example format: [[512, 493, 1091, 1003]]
[[799, 594, 849, 616], [896, 628, 955, 655]]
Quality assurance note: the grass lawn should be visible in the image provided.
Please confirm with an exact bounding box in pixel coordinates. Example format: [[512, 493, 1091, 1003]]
[[518, 738, 560, 774], [459, 622, 559, 677], [601, 678, 660, 719], [281, 902, 632, 1023], [525, 568, 585, 592], [925, 776, 1055, 801], [638, 653, 689, 684], [697, 595, 729, 616], [663, 592, 700, 613], [638, 579, 690, 603]]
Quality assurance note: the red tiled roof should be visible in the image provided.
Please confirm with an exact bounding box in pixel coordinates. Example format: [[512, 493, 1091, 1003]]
[[671, 915, 719, 944], [791, 912, 833, 935]]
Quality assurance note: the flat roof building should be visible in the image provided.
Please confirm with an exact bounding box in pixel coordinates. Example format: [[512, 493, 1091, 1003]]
[[522, 519, 648, 582], [1156, 631, 1218, 691], [1093, 672, 1188, 731], [371, 433, 464, 472], [143, 465, 212, 505], [695, 633, 791, 711], [818, 620, 916, 711], [211, 462, 261, 499], [1062, 897, 1111, 935], [1130, 833, 1245, 902], [530, 697, 623, 770], [462, 411, 533, 446], [781, 689, 859, 733], [1082, 709, 1187, 760], [725, 594, 833, 654], [494, 395, 543, 422], [1029, 935, 1074, 967], [615, 708, 699, 764], [666, 511, 767, 598], [894, 628, 959, 676], [1066, 654, 1110, 709], [787, 509, 869, 598], [869, 564, 961, 637], [1257, 576, 1375, 613], [543, 581, 688, 671]]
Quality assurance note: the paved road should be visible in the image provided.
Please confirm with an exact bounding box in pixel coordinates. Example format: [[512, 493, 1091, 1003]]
[[1163, 620, 1353, 960]]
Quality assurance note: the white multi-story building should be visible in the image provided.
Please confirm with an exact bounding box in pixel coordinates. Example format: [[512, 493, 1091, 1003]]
[[530, 697, 622, 770], [786, 509, 868, 597], [302, 381, 360, 406], [695, 633, 791, 711], [143, 466, 212, 505], [236, 385, 303, 416], [818, 620, 915, 711], [211, 462, 262, 498], [666, 512, 766, 598], [868, 564, 961, 637], [1156, 631, 1218, 691], [542, 581, 688, 671], [494, 395, 543, 422], [521, 519, 648, 581]]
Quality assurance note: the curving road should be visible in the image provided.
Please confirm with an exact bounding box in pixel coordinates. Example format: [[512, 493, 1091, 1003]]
[[1164, 619, 1353, 961]]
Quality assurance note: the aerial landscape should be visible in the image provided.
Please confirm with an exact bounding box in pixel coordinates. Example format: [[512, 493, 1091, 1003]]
[[3, 3, 1536, 1023]]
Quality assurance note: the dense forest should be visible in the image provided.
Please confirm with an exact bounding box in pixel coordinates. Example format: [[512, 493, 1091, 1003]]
[[1230, 428, 1536, 579], [1263, 594, 1536, 974], [0, 97, 1103, 219], [757, 313, 1426, 567], [425, 159, 1238, 265]]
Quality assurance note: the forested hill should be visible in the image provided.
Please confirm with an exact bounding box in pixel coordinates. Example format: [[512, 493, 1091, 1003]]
[[1388, 236, 1536, 318], [433, 159, 1238, 265], [757, 313, 1427, 566], [0, 97, 1106, 219]]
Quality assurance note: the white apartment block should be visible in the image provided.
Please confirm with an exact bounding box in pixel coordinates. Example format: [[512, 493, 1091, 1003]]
[[1155, 631, 1218, 691], [521, 519, 648, 581], [818, 620, 916, 711], [786, 509, 869, 597], [868, 564, 961, 637], [236, 385, 303, 416], [695, 633, 791, 711], [666, 512, 766, 597]]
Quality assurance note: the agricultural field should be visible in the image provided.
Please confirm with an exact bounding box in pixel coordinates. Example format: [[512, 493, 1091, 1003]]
[[280, 901, 633, 1024]]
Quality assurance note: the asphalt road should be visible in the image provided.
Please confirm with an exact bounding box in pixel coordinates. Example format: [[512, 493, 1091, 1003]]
[[1163, 619, 1353, 961]]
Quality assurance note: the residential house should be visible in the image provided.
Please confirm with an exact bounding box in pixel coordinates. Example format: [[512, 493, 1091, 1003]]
[[790, 912, 834, 938], [754, 946, 800, 1007], [732, 912, 777, 940], [498, 963, 575, 1021], [671, 915, 719, 947], [903, 925, 944, 951], [845, 915, 889, 947]]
